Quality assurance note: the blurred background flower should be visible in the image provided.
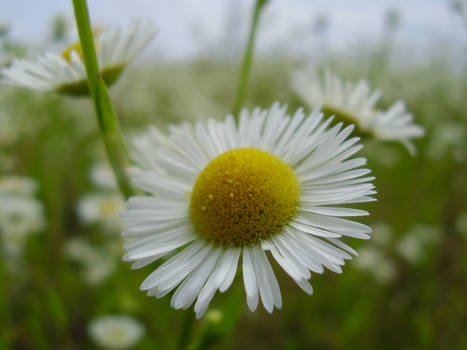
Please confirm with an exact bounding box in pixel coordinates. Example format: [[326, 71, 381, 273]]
[[88, 315, 145, 350], [77, 193, 124, 233], [0, 175, 45, 259], [0, 20, 156, 95]]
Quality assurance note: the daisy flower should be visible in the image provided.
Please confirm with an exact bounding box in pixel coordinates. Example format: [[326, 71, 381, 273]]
[[0, 20, 156, 96], [88, 315, 145, 350], [122, 103, 376, 319], [0, 175, 38, 196], [64, 237, 117, 286], [354, 246, 396, 284], [291, 67, 425, 154], [0, 194, 45, 257], [77, 192, 124, 232]]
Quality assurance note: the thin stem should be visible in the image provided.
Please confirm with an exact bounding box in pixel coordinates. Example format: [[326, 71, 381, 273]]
[[71, 0, 134, 199], [0, 256, 9, 349], [232, 0, 268, 120], [177, 312, 195, 350]]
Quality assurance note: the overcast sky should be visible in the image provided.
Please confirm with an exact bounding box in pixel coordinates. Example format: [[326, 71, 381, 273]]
[[2, 0, 465, 60]]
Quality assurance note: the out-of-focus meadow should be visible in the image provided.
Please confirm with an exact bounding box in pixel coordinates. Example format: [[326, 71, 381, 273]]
[[1, 2, 467, 349]]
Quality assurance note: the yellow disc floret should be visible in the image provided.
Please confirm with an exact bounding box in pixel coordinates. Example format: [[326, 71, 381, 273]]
[[190, 148, 300, 247], [62, 41, 84, 62], [58, 28, 124, 96], [61, 28, 103, 62]]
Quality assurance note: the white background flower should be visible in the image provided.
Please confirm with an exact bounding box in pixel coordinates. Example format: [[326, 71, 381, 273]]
[[88, 315, 145, 350], [291, 67, 425, 154], [1, 20, 156, 95]]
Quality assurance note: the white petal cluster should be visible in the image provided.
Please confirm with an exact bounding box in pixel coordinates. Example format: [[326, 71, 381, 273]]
[[88, 315, 145, 350], [355, 246, 396, 284], [291, 67, 425, 154], [0, 175, 38, 196], [353, 221, 396, 284], [122, 103, 376, 318], [395, 223, 441, 264], [77, 193, 124, 232], [64, 237, 117, 286], [0, 175, 45, 257], [0, 20, 156, 93]]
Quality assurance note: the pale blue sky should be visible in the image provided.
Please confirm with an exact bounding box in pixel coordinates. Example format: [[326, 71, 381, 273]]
[[1, 0, 464, 59]]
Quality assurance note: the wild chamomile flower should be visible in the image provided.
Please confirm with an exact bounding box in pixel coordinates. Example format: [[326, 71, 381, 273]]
[[122, 103, 376, 319], [77, 193, 124, 232], [291, 67, 425, 154], [88, 315, 145, 350], [64, 237, 117, 285], [89, 162, 138, 190], [0, 175, 38, 196], [354, 246, 396, 284], [90, 162, 119, 190], [395, 223, 441, 264], [0, 20, 156, 96], [0, 195, 45, 257]]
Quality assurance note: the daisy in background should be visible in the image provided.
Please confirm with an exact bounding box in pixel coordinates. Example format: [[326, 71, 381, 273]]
[[122, 102, 376, 319], [88, 315, 145, 350], [0, 19, 156, 96], [89, 161, 139, 190], [77, 192, 125, 232], [0, 175, 38, 196], [291, 67, 425, 154], [354, 222, 396, 284], [64, 237, 117, 286], [395, 223, 441, 264], [0, 175, 45, 259]]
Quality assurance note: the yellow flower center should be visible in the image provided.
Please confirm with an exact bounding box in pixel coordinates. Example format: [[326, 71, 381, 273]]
[[99, 199, 121, 216], [61, 28, 102, 62], [57, 27, 124, 96], [190, 148, 300, 247], [62, 41, 84, 62]]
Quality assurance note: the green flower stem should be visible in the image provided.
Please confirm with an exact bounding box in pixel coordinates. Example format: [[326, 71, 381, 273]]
[[232, 0, 269, 121], [0, 258, 9, 349], [71, 0, 134, 199], [177, 312, 196, 350]]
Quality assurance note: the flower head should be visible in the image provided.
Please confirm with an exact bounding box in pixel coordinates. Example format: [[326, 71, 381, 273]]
[[395, 223, 441, 264], [88, 315, 145, 350], [355, 246, 396, 284], [77, 192, 124, 232], [0, 175, 38, 196], [1, 20, 156, 96], [291, 67, 425, 154], [64, 237, 117, 285], [0, 194, 45, 257], [122, 103, 376, 318]]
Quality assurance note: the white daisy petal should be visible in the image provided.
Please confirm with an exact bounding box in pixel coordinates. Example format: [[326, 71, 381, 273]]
[[194, 248, 238, 318], [242, 247, 259, 312], [251, 247, 281, 312], [218, 248, 241, 292], [295, 278, 314, 295], [140, 241, 205, 291], [171, 247, 222, 310]]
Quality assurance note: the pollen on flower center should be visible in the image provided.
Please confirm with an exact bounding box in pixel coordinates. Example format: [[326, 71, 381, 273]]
[[62, 42, 84, 62], [61, 28, 103, 62], [190, 148, 300, 247]]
